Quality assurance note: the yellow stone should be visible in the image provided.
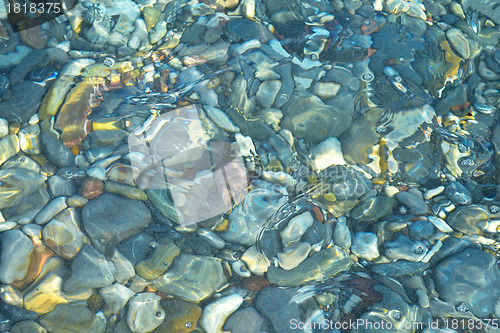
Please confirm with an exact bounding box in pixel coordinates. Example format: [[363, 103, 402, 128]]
[[39, 60, 95, 120], [143, 6, 161, 31], [24, 272, 92, 315], [81, 61, 134, 77]]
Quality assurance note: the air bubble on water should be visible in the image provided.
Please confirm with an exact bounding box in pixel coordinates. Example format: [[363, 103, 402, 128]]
[[455, 302, 469, 313]]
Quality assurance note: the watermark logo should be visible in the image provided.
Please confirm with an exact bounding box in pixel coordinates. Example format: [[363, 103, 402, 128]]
[[128, 105, 249, 226], [2, 0, 75, 32]]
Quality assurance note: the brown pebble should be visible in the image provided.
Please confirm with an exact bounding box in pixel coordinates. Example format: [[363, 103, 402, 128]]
[[87, 294, 104, 313], [241, 276, 270, 292], [81, 178, 104, 200]]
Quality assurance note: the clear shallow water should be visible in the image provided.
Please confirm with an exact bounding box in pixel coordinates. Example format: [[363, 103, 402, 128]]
[[0, 0, 499, 332]]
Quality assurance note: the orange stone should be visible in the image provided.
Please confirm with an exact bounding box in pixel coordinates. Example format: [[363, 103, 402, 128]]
[[81, 178, 104, 200]]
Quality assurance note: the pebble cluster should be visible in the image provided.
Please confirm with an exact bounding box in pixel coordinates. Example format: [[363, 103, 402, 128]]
[[0, 0, 499, 332]]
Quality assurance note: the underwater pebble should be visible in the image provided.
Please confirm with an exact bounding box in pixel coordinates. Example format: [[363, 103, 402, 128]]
[[0, 229, 34, 284], [154, 254, 228, 303], [0, 135, 20, 168], [39, 303, 106, 333], [99, 283, 134, 315], [35, 197, 67, 225], [240, 245, 271, 276], [266, 245, 352, 286], [309, 137, 346, 171], [127, 293, 165, 333], [42, 208, 87, 259], [40, 132, 74, 168], [394, 191, 428, 215], [435, 248, 500, 318], [63, 245, 116, 293], [423, 186, 445, 200], [351, 232, 379, 260], [82, 193, 151, 251], [224, 307, 264, 333], [445, 181, 472, 205], [0, 222, 16, 232], [48, 175, 76, 197], [200, 294, 243, 333]]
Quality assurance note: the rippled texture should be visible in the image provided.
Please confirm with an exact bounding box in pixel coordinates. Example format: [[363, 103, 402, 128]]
[[0, 0, 499, 332]]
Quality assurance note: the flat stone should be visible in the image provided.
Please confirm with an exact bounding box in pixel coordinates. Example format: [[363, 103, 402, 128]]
[[266, 245, 352, 286], [40, 132, 75, 168], [39, 304, 106, 333], [395, 191, 429, 215], [82, 193, 151, 252], [42, 208, 87, 259], [0, 81, 47, 123], [64, 245, 116, 293], [154, 254, 228, 303], [11, 320, 47, 333], [255, 287, 300, 333], [224, 307, 264, 333], [0, 229, 34, 284]]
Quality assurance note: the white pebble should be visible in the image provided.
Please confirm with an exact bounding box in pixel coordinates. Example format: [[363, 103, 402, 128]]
[[0, 222, 17, 232], [351, 232, 379, 260], [423, 186, 445, 200]]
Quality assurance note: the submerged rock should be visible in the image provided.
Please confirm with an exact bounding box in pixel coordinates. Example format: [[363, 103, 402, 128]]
[[82, 193, 151, 251], [435, 248, 500, 318], [0, 229, 34, 284], [127, 293, 165, 333], [281, 91, 353, 143], [154, 254, 229, 303], [39, 303, 106, 333], [156, 299, 202, 333], [64, 245, 116, 293], [266, 245, 352, 286]]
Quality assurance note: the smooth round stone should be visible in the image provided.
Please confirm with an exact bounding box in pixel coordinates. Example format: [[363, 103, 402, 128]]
[[255, 287, 301, 333], [39, 304, 106, 333], [0, 118, 8, 139], [40, 132, 75, 168], [63, 245, 116, 293], [35, 197, 67, 225], [0, 81, 47, 124], [0, 134, 20, 168], [11, 320, 47, 333], [127, 293, 165, 333], [153, 254, 228, 303], [332, 221, 351, 249], [394, 191, 429, 215], [82, 193, 151, 251], [0, 221, 17, 232], [266, 246, 352, 287], [225, 19, 261, 42], [135, 239, 180, 280], [0, 168, 46, 210], [22, 223, 42, 239], [0, 229, 34, 284], [157, 299, 202, 333], [435, 248, 500, 318], [48, 175, 76, 197], [110, 249, 135, 284], [351, 232, 379, 260], [384, 234, 428, 262], [224, 307, 264, 333], [99, 283, 134, 316], [350, 196, 396, 222], [371, 261, 429, 277], [42, 208, 86, 259], [445, 181, 472, 205], [80, 178, 103, 200]]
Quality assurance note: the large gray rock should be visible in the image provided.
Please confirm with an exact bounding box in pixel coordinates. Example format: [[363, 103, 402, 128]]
[[63, 245, 115, 293], [82, 193, 151, 251], [0, 229, 34, 284]]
